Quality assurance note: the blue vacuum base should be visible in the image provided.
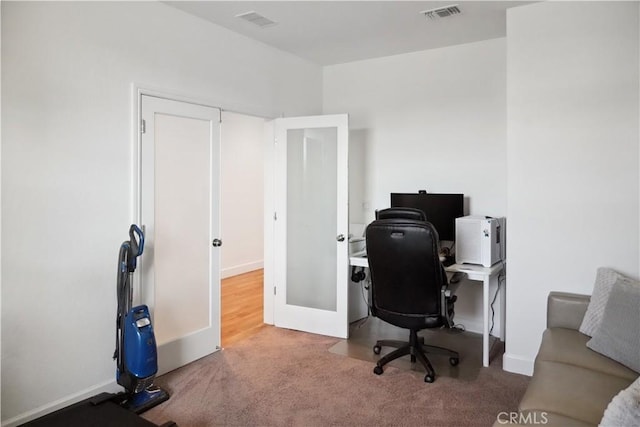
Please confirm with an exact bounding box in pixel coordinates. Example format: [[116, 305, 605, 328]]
[[120, 386, 170, 414]]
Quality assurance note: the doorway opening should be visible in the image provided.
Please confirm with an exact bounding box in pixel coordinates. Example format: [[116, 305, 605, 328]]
[[220, 111, 267, 347]]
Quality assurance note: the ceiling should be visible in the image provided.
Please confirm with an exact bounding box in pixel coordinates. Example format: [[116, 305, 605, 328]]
[[164, 1, 534, 66]]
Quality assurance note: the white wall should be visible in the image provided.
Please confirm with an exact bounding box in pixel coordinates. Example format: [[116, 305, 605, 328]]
[[1, 2, 321, 424], [220, 111, 265, 278], [324, 38, 507, 224], [504, 1, 639, 375], [323, 38, 507, 334]]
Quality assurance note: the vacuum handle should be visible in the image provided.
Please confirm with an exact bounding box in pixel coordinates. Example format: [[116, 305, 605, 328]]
[[127, 224, 144, 272], [129, 224, 144, 257]]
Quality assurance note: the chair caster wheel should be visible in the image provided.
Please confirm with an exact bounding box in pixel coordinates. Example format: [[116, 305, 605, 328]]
[[424, 374, 435, 383], [373, 365, 383, 375], [373, 345, 381, 355], [449, 357, 459, 366]]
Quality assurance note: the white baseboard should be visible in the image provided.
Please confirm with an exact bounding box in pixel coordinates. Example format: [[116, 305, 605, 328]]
[[221, 260, 263, 279], [503, 353, 534, 376], [2, 379, 121, 427]]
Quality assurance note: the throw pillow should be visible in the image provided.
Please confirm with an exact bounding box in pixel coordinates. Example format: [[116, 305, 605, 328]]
[[587, 278, 640, 373], [599, 376, 640, 427], [580, 267, 635, 337]]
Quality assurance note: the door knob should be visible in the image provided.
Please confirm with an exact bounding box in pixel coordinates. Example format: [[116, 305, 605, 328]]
[[336, 234, 345, 242], [212, 238, 222, 247]]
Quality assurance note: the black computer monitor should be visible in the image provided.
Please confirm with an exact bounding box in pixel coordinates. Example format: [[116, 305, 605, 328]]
[[390, 192, 464, 241]]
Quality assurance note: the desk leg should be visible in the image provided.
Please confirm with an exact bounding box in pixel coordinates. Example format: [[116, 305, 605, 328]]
[[483, 276, 490, 368], [500, 275, 506, 342]]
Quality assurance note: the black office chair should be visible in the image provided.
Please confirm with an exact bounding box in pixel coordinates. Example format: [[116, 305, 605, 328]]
[[365, 208, 459, 383]]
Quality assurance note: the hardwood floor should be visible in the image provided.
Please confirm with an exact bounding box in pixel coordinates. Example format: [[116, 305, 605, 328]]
[[221, 269, 265, 347]]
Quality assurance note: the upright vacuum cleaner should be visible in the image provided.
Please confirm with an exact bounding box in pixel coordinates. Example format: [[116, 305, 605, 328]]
[[113, 224, 170, 413]]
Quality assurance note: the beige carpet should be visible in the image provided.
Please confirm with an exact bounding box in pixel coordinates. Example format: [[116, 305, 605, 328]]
[[143, 325, 529, 427]]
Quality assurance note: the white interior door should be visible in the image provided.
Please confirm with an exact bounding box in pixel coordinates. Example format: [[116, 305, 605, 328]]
[[272, 114, 349, 338], [139, 94, 221, 375]]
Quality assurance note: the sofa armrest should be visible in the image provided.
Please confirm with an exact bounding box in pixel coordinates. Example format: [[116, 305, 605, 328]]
[[547, 292, 590, 330]]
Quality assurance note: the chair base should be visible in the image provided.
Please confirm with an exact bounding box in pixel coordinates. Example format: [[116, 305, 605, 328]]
[[372, 329, 459, 383]]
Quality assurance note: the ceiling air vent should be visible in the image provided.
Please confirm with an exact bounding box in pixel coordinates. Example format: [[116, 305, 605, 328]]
[[420, 5, 461, 20], [235, 11, 277, 28]]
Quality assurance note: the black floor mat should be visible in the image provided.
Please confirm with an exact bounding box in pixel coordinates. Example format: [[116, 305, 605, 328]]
[[21, 394, 169, 427]]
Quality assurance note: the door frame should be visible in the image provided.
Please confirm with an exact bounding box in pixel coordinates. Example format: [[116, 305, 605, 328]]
[[263, 120, 276, 325]]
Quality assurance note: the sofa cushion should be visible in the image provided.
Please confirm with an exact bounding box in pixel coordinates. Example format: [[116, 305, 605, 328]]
[[586, 278, 640, 373], [537, 328, 638, 381], [519, 360, 634, 425]]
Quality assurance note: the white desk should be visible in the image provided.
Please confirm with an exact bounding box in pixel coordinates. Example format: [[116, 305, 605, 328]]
[[349, 253, 505, 368]]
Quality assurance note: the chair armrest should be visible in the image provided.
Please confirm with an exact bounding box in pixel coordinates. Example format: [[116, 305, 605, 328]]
[[547, 292, 590, 330]]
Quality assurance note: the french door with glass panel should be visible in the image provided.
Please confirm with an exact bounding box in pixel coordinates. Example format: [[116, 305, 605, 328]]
[[272, 114, 349, 338], [139, 94, 221, 375]]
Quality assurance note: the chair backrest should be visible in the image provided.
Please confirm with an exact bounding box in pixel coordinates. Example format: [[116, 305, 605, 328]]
[[376, 207, 426, 221], [365, 217, 446, 323]]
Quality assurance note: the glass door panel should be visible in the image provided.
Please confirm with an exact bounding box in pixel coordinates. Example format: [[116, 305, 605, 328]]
[[286, 128, 338, 311]]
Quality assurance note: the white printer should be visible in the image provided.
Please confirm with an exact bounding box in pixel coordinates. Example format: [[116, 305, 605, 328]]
[[455, 216, 505, 267]]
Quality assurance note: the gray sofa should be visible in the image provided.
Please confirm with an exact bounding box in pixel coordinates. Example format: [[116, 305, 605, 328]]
[[499, 292, 638, 426]]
